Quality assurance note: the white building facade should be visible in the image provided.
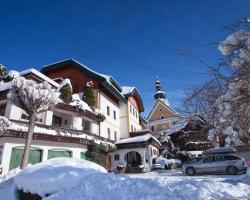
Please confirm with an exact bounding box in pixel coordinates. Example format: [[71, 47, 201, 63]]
[[0, 68, 107, 175]]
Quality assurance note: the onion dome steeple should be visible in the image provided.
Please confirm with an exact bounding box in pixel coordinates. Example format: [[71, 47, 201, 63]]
[[154, 77, 170, 106]]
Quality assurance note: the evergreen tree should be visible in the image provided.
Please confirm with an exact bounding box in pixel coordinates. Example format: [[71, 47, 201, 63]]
[[83, 81, 95, 107], [85, 143, 116, 167], [0, 65, 9, 82], [59, 83, 73, 104]]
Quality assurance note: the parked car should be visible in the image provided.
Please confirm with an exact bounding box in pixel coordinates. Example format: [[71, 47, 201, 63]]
[[153, 157, 182, 170], [182, 154, 248, 176]]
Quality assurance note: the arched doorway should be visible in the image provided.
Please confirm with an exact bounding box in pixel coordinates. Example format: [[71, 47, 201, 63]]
[[125, 151, 142, 173]]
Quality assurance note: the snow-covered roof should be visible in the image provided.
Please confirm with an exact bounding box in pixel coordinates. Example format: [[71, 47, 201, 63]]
[[203, 147, 236, 155], [41, 59, 126, 102], [20, 68, 59, 87], [121, 86, 134, 95], [164, 119, 189, 136], [121, 86, 144, 112], [115, 133, 161, 146], [0, 68, 60, 93]]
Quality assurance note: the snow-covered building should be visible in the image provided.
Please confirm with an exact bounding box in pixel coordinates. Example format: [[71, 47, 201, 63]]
[[0, 69, 108, 175], [163, 115, 213, 156], [145, 79, 181, 135], [111, 133, 161, 173], [41, 59, 144, 141]]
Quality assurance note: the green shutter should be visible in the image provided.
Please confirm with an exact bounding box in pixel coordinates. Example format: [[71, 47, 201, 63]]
[[9, 148, 42, 170], [80, 152, 86, 160], [48, 150, 71, 159]]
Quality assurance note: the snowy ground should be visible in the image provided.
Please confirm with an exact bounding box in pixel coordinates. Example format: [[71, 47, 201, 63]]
[[0, 161, 250, 200]]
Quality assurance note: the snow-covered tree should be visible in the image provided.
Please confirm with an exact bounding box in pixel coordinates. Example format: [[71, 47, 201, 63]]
[[58, 78, 73, 104], [0, 65, 18, 82], [8, 76, 60, 168], [83, 81, 95, 107], [0, 116, 11, 133], [0, 65, 8, 82], [213, 19, 250, 146]]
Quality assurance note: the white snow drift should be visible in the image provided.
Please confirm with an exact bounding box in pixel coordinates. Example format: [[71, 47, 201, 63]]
[[14, 158, 107, 197]]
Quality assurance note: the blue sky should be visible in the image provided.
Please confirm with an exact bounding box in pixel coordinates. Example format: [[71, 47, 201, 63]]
[[0, 0, 249, 116]]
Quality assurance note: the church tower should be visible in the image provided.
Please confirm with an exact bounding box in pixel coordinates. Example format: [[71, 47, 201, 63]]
[[154, 78, 169, 106]]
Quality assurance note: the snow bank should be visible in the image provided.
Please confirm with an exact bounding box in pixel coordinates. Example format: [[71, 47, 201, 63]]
[[14, 158, 107, 197], [44, 172, 250, 200]]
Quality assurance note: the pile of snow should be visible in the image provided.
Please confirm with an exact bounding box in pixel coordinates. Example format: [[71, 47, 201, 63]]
[[58, 78, 72, 91], [14, 158, 106, 197], [69, 94, 92, 112], [44, 172, 250, 200]]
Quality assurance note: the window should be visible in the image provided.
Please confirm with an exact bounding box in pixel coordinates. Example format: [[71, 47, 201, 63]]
[[224, 155, 241, 160], [113, 111, 116, 120], [214, 156, 224, 162], [186, 157, 204, 164], [130, 105, 132, 113], [114, 154, 120, 161], [131, 125, 133, 132], [107, 128, 110, 139], [135, 111, 137, 118], [107, 106, 110, 116], [159, 108, 163, 112], [22, 113, 43, 123], [133, 108, 135, 116], [0, 103, 6, 116], [83, 120, 91, 132], [202, 157, 214, 163], [114, 131, 117, 141], [151, 126, 154, 132], [160, 116, 164, 119], [52, 115, 62, 126]]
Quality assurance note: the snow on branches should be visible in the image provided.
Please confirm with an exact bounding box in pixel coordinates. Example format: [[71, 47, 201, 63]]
[[0, 116, 11, 133], [8, 76, 60, 114], [214, 24, 250, 146]]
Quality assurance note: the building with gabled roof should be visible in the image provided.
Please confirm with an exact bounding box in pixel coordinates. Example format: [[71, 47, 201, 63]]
[[41, 59, 144, 141], [0, 68, 109, 175], [145, 79, 181, 135]]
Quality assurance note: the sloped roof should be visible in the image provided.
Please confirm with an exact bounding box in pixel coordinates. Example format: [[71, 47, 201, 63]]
[[121, 86, 144, 112], [147, 99, 181, 121], [0, 68, 59, 92], [41, 59, 126, 103], [115, 133, 161, 146], [20, 68, 59, 87]]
